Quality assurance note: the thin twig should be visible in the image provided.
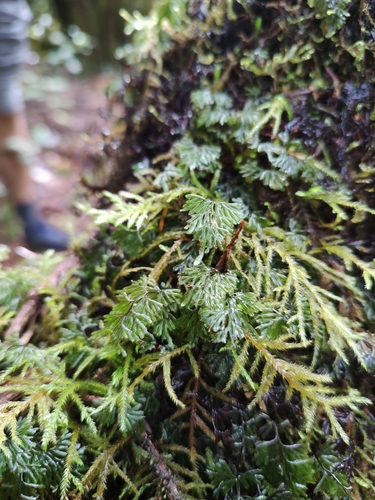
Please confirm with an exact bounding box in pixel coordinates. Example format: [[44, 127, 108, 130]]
[[140, 430, 185, 500], [4, 254, 79, 341], [215, 220, 245, 272]]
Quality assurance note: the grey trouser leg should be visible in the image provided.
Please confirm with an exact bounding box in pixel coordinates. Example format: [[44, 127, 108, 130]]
[[0, 0, 32, 114]]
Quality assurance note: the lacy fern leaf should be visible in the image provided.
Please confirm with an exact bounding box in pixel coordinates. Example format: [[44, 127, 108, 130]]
[[182, 194, 245, 254]]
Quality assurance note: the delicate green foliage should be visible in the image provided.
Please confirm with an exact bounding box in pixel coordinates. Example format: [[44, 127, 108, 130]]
[[200, 292, 259, 343], [258, 143, 305, 178], [153, 163, 184, 192], [241, 44, 315, 78], [179, 265, 238, 308], [196, 92, 233, 127], [0, 420, 83, 500], [81, 186, 199, 230], [2, 0, 375, 498], [190, 88, 216, 109], [313, 237, 375, 290], [313, 441, 350, 496], [297, 185, 375, 223], [246, 95, 293, 140], [241, 161, 288, 191], [208, 458, 260, 498], [97, 277, 181, 346], [253, 418, 314, 497], [182, 194, 245, 254], [175, 138, 221, 172], [308, 0, 350, 37], [230, 98, 263, 143]]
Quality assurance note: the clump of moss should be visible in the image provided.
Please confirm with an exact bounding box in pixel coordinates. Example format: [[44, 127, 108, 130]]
[[1, 1, 375, 499]]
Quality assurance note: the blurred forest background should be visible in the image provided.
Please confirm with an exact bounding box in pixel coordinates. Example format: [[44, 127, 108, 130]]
[[29, 0, 153, 70], [1, 0, 152, 261]]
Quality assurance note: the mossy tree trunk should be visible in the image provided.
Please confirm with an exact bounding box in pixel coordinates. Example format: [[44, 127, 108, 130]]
[[2, 1, 375, 499]]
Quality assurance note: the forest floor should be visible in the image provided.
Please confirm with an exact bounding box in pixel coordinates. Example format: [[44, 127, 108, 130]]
[[0, 68, 117, 266]]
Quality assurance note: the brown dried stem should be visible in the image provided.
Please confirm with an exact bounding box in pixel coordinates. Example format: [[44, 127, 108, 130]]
[[140, 431, 185, 500]]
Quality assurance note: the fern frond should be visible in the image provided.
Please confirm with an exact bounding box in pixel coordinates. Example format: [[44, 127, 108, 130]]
[[283, 253, 309, 343], [81, 186, 204, 230], [262, 227, 360, 295], [128, 346, 187, 399], [96, 277, 182, 344], [182, 194, 245, 255], [187, 350, 200, 378], [82, 439, 128, 499], [297, 186, 375, 222], [247, 230, 369, 363], [175, 138, 221, 172], [60, 426, 81, 500], [241, 44, 314, 79], [0, 391, 49, 449], [229, 346, 257, 391], [111, 458, 139, 496], [239, 94, 293, 140], [165, 458, 207, 484], [163, 357, 185, 408], [194, 413, 216, 442], [245, 332, 369, 443], [179, 265, 238, 308], [314, 240, 375, 290]]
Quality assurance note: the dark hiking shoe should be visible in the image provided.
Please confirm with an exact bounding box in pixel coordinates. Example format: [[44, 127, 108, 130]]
[[24, 221, 69, 252], [17, 203, 69, 252]]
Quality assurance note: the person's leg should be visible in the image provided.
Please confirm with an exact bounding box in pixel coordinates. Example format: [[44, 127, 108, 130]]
[[0, 110, 33, 205], [0, 98, 70, 252], [0, 110, 70, 251]]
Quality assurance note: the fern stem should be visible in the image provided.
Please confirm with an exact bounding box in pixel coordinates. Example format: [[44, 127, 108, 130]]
[[60, 426, 80, 500], [189, 375, 199, 470], [209, 168, 221, 191], [111, 458, 139, 495], [149, 239, 182, 282], [140, 431, 186, 500], [190, 169, 206, 191]]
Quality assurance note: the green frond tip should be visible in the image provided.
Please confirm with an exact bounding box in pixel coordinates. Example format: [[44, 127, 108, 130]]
[[296, 185, 375, 223], [243, 94, 293, 140], [314, 239, 375, 290], [179, 265, 238, 308], [80, 186, 201, 230], [182, 194, 245, 254], [191, 89, 233, 127], [163, 358, 185, 408], [97, 276, 181, 344], [308, 0, 350, 37], [176, 138, 221, 172]]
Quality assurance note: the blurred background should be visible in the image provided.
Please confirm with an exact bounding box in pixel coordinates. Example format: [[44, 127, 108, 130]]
[[29, 0, 153, 71], [0, 0, 153, 262]]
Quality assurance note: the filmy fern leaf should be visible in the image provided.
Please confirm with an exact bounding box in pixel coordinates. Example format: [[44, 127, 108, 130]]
[[176, 138, 221, 172], [182, 194, 245, 254]]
